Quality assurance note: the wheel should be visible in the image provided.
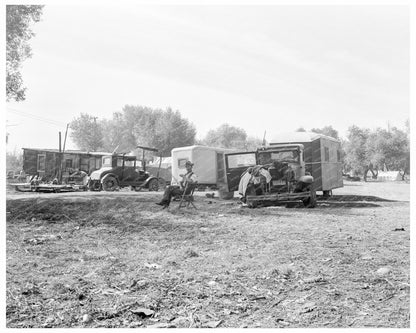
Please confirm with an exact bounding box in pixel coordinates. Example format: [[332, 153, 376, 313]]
[[102, 176, 118, 191], [147, 178, 159, 191], [247, 199, 258, 208], [89, 180, 101, 191], [303, 188, 317, 208]]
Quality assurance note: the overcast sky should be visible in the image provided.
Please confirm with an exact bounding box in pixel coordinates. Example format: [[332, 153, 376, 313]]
[[5, 2, 410, 152]]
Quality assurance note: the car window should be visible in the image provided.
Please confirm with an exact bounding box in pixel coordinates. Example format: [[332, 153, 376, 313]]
[[270, 150, 299, 162], [102, 156, 112, 167], [227, 153, 256, 168]]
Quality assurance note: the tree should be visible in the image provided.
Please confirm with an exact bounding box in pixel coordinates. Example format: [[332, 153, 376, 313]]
[[101, 112, 135, 153], [343, 125, 370, 176], [343, 124, 410, 180], [366, 127, 409, 174], [6, 5, 43, 102], [6, 150, 23, 171], [295, 127, 306, 132], [203, 124, 247, 149], [69, 113, 104, 151], [310, 125, 339, 139], [101, 106, 196, 156], [152, 108, 197, 156], [245, 136, 265, 151]]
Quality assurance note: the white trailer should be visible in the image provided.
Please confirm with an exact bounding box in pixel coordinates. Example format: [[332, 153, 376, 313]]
[[171, 145, 235, 191]]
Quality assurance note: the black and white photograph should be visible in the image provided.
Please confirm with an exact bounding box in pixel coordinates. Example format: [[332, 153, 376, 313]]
[[4, 0, 413, 329]]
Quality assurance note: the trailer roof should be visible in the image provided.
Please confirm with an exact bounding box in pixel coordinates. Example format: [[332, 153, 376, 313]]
[[171, 145, 236, 153], [269, 132, 340, 144], [22, 148, 112, 156]]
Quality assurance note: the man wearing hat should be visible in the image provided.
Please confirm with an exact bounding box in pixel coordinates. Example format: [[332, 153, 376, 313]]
[[156, 160, 198, 208]]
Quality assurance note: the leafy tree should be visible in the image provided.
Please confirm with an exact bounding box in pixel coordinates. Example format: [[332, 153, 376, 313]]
[[295, 127, 306, 132], [245, 136, 265, 151], [152, 108, 197, 156], [343, 125, 370, 175], [101, 106, 196, 157], [101, 112, 135, 153], [343, 124, 410, 179], [69, 113, 104, 151], [310, 125, 339, 139], [6, 150, 23, 171], [6, 5, 43, 101], [366, 127, 409, 174], [203, 124, 247, 149]]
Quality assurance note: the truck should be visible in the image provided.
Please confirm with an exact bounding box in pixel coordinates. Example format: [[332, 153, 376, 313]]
[[269, 132, 343, 197], [224, 143, 317, 208], [171, 145, 236, 198], [88, 153, 161, 192]]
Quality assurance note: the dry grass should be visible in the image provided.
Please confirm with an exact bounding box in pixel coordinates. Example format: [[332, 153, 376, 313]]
[[6, 181, 410, 328]]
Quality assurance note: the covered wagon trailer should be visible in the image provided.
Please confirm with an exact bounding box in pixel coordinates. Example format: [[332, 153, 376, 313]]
[[269, 132, 343, 196], [171, 145, 235, 193], [22, 148, 109, 182]]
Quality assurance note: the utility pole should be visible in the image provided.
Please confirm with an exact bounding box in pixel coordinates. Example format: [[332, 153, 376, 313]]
[[6, 121, 18, 144], [62, 123, 69, 152], [58, 132, 62, 183]]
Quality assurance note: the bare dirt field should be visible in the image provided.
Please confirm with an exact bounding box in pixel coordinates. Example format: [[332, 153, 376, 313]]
[[6, 180, 410, 328]]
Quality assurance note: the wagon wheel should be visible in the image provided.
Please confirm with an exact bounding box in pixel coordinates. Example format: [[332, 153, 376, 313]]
[[147, 178, 159, 191], [102, 176, 118, 192]]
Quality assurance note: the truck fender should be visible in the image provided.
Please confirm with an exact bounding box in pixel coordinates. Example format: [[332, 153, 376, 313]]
[[143, 176, 157, 187], [101, 173, 119, 185], [294, 175, 314, 192], [298, 175, 314, 184]]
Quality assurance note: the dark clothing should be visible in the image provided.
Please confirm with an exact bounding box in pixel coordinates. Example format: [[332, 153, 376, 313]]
[[161, 185, 183, 205], [160, 183, 195, 206]]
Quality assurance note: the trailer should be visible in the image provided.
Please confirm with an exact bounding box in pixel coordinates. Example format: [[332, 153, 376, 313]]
[[269, 132, 343, 197], [171, 145, 236, 197]]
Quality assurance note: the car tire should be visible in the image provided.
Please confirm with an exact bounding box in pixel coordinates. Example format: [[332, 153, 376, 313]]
[[303, 188, 317, 208], [148, 178, 159, 191], [102, 176, 118, 191]]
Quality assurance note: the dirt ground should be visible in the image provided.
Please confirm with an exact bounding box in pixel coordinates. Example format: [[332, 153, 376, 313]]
[[5, 180, 410, 328]]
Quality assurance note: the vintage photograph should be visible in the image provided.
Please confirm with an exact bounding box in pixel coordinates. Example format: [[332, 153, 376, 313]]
[[5, 0, 411, 329]]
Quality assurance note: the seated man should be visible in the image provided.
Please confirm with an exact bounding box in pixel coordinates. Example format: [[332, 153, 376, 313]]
[[156, 160, 198, 208]]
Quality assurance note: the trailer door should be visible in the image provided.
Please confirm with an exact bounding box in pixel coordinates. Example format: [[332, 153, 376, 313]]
[[225, 152, 257, 191]]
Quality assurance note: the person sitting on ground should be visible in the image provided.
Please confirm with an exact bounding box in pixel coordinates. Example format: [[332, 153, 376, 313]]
[[156, 160, 198, 208]]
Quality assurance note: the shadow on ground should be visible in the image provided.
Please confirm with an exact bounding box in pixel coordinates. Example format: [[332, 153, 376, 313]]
[[319, 194, 396, 202]]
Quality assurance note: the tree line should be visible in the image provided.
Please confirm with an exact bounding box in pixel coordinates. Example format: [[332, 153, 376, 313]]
[[68, 108, 410, 177], [69, 107, 263, 157]]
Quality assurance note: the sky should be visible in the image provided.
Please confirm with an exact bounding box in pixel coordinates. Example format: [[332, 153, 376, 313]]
[[5, 1, 411, 152]]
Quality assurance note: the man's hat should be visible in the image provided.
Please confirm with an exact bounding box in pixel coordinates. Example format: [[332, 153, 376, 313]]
[[185, 160, 194, 167]]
